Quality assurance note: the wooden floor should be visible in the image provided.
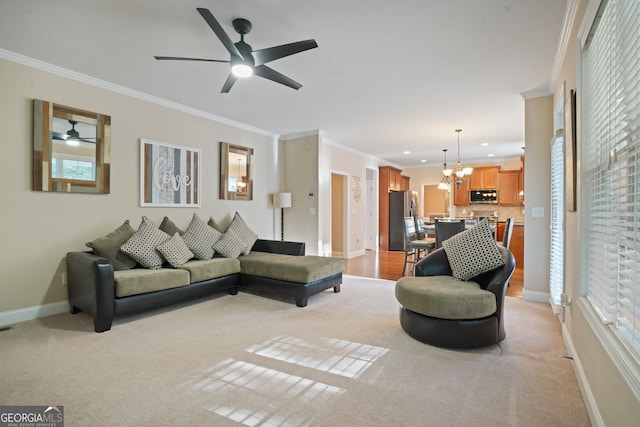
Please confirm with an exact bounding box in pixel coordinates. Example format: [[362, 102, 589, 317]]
[[343, 250, 524, 298]]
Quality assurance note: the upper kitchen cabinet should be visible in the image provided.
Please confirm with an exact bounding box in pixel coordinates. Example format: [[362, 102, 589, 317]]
[[498, 169, 523, 205], [470, 166, 499, 190], [453, 178, 470, 205], [380, 166, 403, 192]]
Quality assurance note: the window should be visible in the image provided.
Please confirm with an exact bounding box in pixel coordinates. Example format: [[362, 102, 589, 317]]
[[51, 156, 96, 181], [580, 0, 640, 369], [550, 136, 564, 313]]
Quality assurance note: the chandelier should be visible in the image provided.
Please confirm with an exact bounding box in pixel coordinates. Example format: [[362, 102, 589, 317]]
[[453, 129, 473, 188], [438, 149, 452, 190]]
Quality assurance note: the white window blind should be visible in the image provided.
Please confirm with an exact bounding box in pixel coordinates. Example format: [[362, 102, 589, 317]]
[[581, 0, 640, 357], [550, 136, 564, 313]]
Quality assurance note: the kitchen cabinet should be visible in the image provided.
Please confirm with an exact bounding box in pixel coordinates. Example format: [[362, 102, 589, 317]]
[[498, 170, 523, 205], [453, 178, 470, 205], [379, 166, 408, 250], [497, 222, 524, 268], [470, 166, 499, 190]]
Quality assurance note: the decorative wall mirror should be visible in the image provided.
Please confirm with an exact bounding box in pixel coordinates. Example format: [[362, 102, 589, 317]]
[[32, 99, 110, 193], [220, 142, 253, 200]]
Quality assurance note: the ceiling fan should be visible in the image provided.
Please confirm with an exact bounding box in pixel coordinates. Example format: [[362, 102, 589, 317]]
[[51, 120, 96, 145], [154, 8, 318, 93]]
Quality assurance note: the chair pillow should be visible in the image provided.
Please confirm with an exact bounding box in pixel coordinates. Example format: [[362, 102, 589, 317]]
[[227, 212, 258, 255], [120, 216, 170, 269], [442, 219, 505, 281], [213, 228, 247, 259], [157, 233, 194, 268], [181, 213, 222, 260], [85, 220, 138, 271]]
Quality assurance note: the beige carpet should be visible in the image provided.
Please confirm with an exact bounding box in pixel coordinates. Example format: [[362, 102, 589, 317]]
[[0, 275, 590, 426]]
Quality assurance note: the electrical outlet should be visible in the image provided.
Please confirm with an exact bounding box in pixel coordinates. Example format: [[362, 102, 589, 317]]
[[62, 272, 68, 285]]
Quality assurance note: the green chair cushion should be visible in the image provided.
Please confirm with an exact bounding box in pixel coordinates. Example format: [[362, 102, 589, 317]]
[[395, 276, 496, 320]]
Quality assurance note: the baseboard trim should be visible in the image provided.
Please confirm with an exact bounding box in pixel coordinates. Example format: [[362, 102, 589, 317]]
[[347, 249, 366, 259], [522, 289, 550, 303], [0, 301, 69, 328], [562, 323, 604, 427]]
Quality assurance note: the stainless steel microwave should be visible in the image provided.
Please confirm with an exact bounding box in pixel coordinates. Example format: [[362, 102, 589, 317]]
[[470, 190, 497, 203]]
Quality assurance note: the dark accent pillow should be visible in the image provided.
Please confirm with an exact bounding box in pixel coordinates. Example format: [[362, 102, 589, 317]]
[[159, 216, 183, 236], [207, 217, 227, 233], [86, 220, 138, 271]]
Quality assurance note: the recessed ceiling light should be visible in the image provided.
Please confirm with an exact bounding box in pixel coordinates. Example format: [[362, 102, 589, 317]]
[[481, 143, 489, 146], [403, 150, 410, 154], [488, 153, 495, 157], [420, 159, 427, 163]]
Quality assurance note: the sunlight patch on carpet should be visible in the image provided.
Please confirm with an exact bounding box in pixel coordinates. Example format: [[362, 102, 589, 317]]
[[246, 335, 388, 379], [185, 358, 344, 426]]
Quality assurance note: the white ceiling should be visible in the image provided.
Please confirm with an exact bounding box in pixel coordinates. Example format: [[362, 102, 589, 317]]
[[0, 0, 568, 168]]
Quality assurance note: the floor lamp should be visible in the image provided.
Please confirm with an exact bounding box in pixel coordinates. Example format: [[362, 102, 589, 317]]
[[273, 192, 292, 241]]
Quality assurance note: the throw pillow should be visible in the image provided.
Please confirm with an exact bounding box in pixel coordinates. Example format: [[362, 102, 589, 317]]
[[213, 228, 247, 259], [157, 233, 194, 268], [159, 216, 183, 236], [207, 217, 227, 233], [120, 216, 170, 269], [442, 219, 505, 281], [181, 213, 222, 260], [85, 220, 138, 271], [227, 212, 258, 255]]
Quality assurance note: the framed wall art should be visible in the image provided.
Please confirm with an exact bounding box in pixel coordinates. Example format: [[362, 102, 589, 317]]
[[140, 139, 200, 207], [565, 89, 577, 212]]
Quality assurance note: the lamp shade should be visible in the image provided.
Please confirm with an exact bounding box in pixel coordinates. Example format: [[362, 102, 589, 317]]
[[273, 192, 292, 208]]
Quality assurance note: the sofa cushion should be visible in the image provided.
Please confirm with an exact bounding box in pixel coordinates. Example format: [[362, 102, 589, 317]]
[[113, 268, 190, 298], [213, 228, 247, 258], [157, 233, 194, 268], [178, 258, 241, 283], [207, 217, 227, 233], [442, 219, 505, 281], [120, 216, 170, 269], [395, 275, 496, 320], [239, 252, 344, 283], [85, 220, 138, 271], [227, 212, 258, 255], [181, 213, 222, 260]]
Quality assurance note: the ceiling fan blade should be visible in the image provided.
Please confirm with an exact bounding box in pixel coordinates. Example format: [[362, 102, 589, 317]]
[[51, 131, 67, 141], [197, 8, 243, 61], [221, 74, 238, 93], [253, 65, 302, 90], [252, 39, 318, 66], [154, 56, 229, 63]]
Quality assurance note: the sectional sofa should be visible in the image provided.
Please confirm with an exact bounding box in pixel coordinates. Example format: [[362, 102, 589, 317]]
[[66, 215, 344, 332]]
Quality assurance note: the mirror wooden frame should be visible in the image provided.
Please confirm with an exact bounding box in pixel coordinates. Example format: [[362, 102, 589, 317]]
[[220, 142, 253, 200], [32, 99, 110, 194]]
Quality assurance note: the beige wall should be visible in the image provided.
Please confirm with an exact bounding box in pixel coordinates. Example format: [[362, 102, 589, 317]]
[[0, 58, 278, 317], [555, 0, 640, 425]]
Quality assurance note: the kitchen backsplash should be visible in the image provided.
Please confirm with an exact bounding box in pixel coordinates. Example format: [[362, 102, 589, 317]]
[[454, 204, 525, 224]]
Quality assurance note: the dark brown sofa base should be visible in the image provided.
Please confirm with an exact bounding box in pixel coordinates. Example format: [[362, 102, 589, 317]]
[[240, 273, 342, 307], [399, 306, 503, 349]]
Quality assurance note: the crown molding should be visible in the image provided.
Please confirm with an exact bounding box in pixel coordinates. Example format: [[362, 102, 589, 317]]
[[0, 48, 277, 139], [549, 0, 580, 89]]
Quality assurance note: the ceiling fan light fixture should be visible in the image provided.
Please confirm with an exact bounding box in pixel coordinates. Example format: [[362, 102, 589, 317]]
[[231, 63, 253, 78]]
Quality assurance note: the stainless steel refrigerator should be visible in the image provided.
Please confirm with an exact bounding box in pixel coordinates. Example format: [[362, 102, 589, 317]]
[[389, 190, 415, 251]]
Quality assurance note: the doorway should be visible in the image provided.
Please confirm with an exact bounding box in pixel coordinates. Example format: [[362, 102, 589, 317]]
[[331, 173, 348, 257]]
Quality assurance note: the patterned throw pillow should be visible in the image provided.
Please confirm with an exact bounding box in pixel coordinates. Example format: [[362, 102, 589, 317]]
[[213, 228, 247, 259], [181, 213, 222, 260], [227, 212, 258, 255], [120, 216, 170, 269], [86, 220, 138, 271], [157, 233, 194, 268], [442, 219, 505, 281]]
